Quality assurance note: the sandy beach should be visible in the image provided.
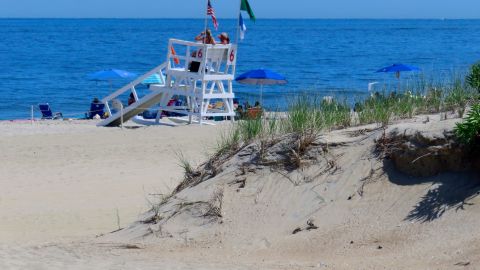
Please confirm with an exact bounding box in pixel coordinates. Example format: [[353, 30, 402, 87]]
[[0, 120, 220, 244], [0, 114, 479, 269]]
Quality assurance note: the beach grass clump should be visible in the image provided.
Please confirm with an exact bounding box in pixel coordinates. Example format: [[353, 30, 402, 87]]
[[319, 99, 352, 130], [237, 116, 264, 142], [173, 150, 202, 194], [284, 95, 322, 134], [174, 150, 195, 178], [391, 92, 418, 119], [283, 95, 352, 133], [356, 94, 393, 126], [444, 79, 471, 117], [266, 114, 280, 139], [215, 125, 241, 157], [418, 87, 443, 114]]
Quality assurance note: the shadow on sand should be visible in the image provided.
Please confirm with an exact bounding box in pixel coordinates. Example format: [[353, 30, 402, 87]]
[[384, 161, 480, 222]]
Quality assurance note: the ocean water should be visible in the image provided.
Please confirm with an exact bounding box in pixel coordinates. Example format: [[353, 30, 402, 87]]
[[1, 19, 480, 120]]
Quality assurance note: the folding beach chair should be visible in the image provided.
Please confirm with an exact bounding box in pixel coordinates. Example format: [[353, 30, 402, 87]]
[[142, 110, 159, 120], [246, 107, 263, 119], [38, 103, 63, 120], [88, 102, 105, 119]]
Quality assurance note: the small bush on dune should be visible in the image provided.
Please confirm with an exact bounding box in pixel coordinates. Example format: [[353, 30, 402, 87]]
[[466, 62, 480, 93], [454, 103, 480, 145]]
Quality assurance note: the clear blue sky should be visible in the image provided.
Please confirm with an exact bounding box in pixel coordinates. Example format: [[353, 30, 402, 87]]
[[1, 0, 479, 19]]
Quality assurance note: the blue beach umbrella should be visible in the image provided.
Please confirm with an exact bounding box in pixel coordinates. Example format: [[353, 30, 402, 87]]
[[88, 69, 138, 94], [376, 63, 420, 91], [235, 69, 287, 105], [376, 63, 420, 78], [142, 73, 165, 85], [88, 69, 138, 81]]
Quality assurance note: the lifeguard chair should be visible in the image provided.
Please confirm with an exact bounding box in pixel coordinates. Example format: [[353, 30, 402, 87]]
[[98, 39, 238, 127]]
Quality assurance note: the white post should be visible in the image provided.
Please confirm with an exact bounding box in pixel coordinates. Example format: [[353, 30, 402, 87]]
[[235, 0, 242, 46], [105, 102, 112, 116], [131, 86, 139, 101], [260, 84, 263, 106], [31, 105, 34, 124], [188, 96, 193, 124], [120, 104, 124, 129], [203, 0, 209, 41]]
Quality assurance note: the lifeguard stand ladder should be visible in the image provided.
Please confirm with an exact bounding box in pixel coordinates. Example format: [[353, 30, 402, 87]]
[[98, 39, 238, 127]]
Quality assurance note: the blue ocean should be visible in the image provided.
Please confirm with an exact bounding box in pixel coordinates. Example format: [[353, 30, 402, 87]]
[[1, 19, 480, 120]]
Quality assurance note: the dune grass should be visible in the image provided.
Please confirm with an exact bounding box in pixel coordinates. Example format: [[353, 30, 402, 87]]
[[160, 73, 479, 222], [213, 75, 479, 159]]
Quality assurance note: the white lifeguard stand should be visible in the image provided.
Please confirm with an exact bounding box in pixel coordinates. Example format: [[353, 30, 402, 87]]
[[98, 39, 238, 127]]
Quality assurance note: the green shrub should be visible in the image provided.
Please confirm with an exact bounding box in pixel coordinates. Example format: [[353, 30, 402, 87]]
[[466, 62, 480, 93], [454, 103, 480, 145]]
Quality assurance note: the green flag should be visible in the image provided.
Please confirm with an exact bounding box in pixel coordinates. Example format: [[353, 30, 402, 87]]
[[240, 0, 256, 22]]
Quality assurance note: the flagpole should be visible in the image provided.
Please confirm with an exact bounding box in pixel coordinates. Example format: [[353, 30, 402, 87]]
[[235, 0, 242, 46], [203, 0, 209, 43]]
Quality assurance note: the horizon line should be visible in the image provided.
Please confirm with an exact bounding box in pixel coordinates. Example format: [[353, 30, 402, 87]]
[[1, 17, 480, 20]]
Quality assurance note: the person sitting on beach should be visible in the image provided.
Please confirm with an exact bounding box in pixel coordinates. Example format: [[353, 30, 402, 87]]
[[195, 29, 216, 45], [217, 32, 230, 45], [88, 97, 106, 119], [128, 92, 135, 106], [236, 104, 244, 120], [254, 101, 261, 108]]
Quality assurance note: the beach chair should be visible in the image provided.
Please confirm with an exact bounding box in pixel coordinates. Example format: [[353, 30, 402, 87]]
[[246, 107, 263, 119], [142, 110, 159, 120], [212, 101, 226, 121], [214, 101, 225, 109], [38, 103, 63, 120], [88, 102, 105, 119]]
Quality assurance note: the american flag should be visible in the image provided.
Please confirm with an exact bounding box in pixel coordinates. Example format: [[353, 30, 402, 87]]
[[207, 0, 218, 30]]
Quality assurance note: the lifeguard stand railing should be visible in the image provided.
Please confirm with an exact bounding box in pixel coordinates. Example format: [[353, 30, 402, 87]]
[[149, 39, 238, 124], [97, 63, 167, 127]]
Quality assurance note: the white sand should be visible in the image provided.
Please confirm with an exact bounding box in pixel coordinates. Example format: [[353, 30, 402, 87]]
[[0, 120, 220, 244]]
